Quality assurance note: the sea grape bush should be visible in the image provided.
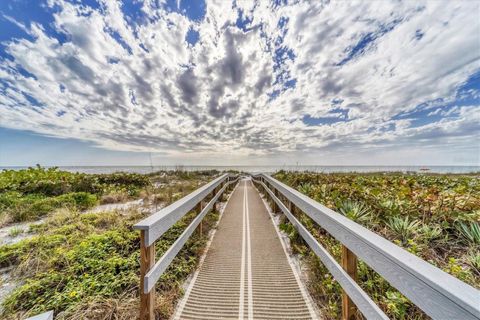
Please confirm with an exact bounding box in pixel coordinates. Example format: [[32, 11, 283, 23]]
[[0, 166, 151, 225], [0, 166, 150, 196], [273, 170, 480, 319]]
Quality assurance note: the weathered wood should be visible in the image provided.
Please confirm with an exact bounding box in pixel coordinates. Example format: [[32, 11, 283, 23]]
[[257, 174, 480, 320], [140, 230, 155, 320], [272, 188, 279, 212], [136, 175, 240, 320], [196, 201, 203, 236], [143, 181, 232, 293], [342, 245, 358, 320], [286, 199, 292, 213], [291, 203, 298, 215], [196, 201, 202, 213], [133, 174, 229, 246], [212, 197, 217, 214], [255, 179, 388, 319]]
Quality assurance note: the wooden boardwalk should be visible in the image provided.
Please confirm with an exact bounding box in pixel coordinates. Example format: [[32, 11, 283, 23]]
[[173, 179, 316, 320]]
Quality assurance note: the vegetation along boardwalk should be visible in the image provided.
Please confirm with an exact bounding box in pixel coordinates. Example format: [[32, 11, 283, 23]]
[[174, 179, 316, 319], [24, 172, 479, 320]]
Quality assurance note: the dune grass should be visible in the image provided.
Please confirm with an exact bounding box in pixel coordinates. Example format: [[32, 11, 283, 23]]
[[0, 207, 219, 319], [272, 170, 479, 319], [0, 168, 224, 319], [0, 166, 150, 226]]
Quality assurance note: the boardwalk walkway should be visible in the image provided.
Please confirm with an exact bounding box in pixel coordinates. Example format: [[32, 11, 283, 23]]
[[174, 178, 316, 320]]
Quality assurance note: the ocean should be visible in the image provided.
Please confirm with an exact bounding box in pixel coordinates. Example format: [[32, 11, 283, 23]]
[[1, 165, 479, 174]]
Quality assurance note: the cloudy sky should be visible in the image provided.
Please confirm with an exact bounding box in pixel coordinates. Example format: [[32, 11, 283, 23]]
[[0, 0, 479, 166]]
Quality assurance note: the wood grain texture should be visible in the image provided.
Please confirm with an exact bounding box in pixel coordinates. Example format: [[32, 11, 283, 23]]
[[143, 181, 237, 293], [140, 230, 155, 320], [133, 174, 230, 246], [342, 246, 358, 320]]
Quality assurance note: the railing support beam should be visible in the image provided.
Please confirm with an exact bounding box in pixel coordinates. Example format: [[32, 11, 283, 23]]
[[341, 245, 358, 320], [272, 188, 279, 212], [140, 230, 155, 320], [196, 201, 204, 237], [212, 196, 217, 214]]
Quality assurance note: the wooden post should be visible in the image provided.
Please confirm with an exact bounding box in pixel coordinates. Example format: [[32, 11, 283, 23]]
[[286, 199, 292, 213], [272, 189, 278, 213], [212, 196, 217, 214], [341, 245, 358, 320], [196, 201, 202, 213], [210, 189, 216, 206], [140, 231, 155, 320], [196, 201, 203, 237], [291, 204, 299, 216]]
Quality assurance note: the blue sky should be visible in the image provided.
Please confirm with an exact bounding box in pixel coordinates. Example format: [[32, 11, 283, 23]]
[[0, 0, 479, 166]]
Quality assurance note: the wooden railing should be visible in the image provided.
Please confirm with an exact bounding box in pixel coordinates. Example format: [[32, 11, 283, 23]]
[[133, 173, 238, 320], [253, 174, 480, 320]]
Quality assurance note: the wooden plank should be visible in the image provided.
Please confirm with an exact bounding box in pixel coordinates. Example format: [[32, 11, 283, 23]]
[[134, 174, 229, 246], [256, 180, 388, 319], [140, 230, 155, 320], [258, 175, 480, 320], [196, 201, 203, 214], [342, 245, 358, 320], [212, 194, 217, 214]]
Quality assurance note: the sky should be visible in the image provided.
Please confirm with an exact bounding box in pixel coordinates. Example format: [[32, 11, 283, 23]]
[[0, 0, 479, 167]]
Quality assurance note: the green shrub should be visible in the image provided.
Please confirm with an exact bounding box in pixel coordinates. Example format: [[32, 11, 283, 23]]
[[0, 166, 153, 225], [298, 183, 314, 196], [418, 224, 442, 243], [60, 192, 98, 210], [2, 229, 139, 315], [0, 171, 220, 319], [0, 166, 150, 197], [1, 206, 218, 319], [1, 192, 98, 223], [8, 227, 23, 237]]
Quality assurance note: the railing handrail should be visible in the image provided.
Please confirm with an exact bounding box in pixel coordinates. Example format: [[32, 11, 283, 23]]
[[142, 177, 238, 293], [134, 173, 239, 320], [133, 173, 230, 246], [254, 178, 388, 319], [253, 174, 480, 320]]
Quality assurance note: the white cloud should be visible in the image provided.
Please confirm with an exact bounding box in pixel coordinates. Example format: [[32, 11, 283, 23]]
[[0, 0, 478, 164]]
